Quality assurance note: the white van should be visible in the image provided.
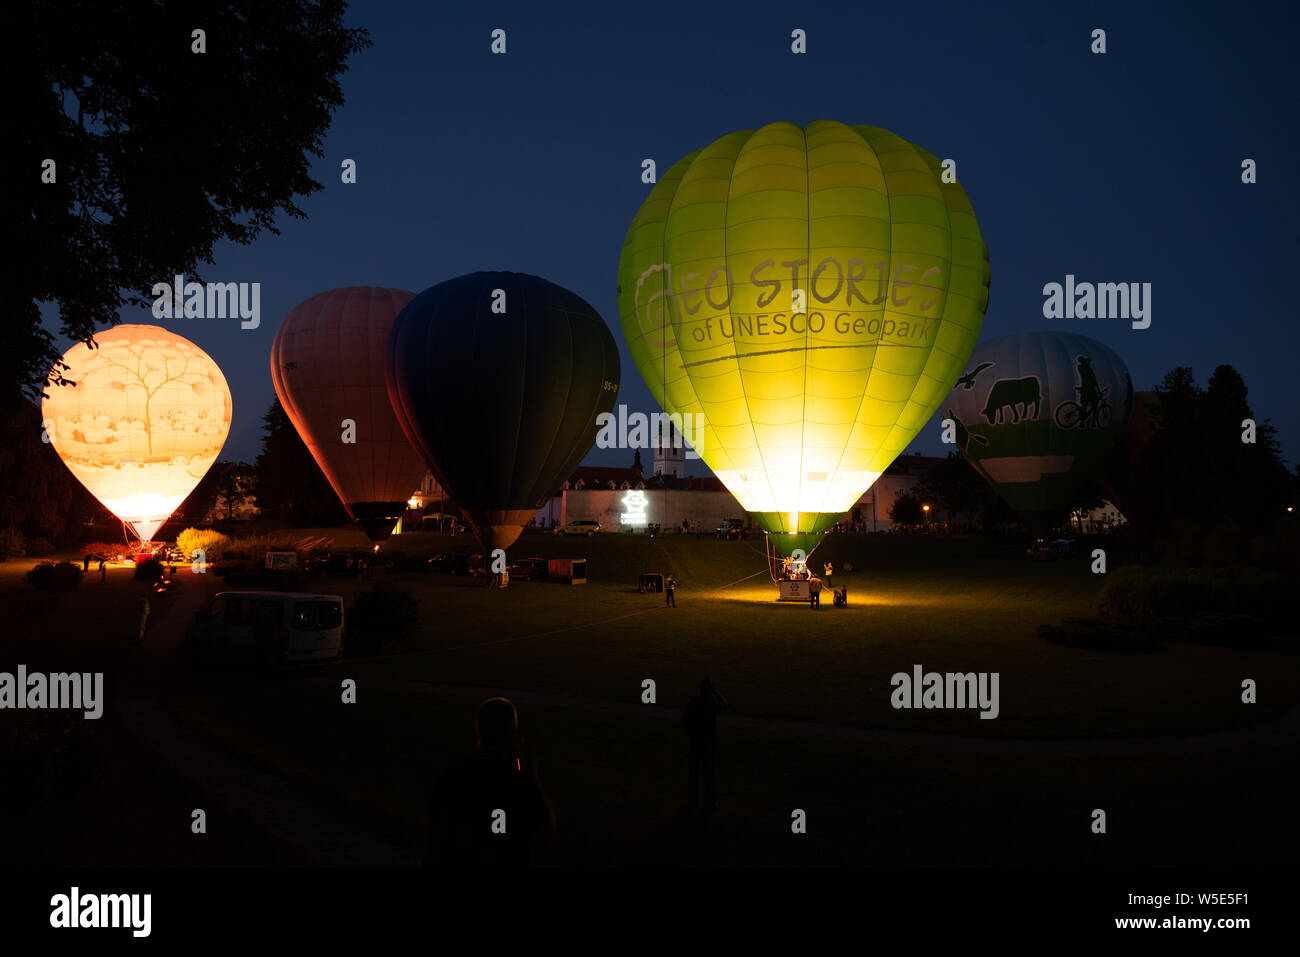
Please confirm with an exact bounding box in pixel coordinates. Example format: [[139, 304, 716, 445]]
[[185, 591, 345, 665]]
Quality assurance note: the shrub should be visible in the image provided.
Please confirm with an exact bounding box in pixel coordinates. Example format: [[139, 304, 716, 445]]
[[24, 538, 55, 557], [0, 527, 25, 559], [1100, 566, 1291, 633], [1098, 567, 1200, 625], [26, 562, 84, 590], [81, 542, 125, 559], [1038, 618, 1161, 651], [222, 533, 301, 561], [176, 527, 231, 563], [133, 557, 164, 582], [346, 582, 420, 653]]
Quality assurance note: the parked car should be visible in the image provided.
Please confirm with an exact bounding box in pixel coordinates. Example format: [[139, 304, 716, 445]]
[[508, 557, 549, 581], [185, 591, 344, 665], [557, 520, 601, 536], [427, 551, 471, 575], [306, 552, 367, 577], [428, 551, 488, 576], [1027, 539, 1076, 560], [716, 518, 747, 539]]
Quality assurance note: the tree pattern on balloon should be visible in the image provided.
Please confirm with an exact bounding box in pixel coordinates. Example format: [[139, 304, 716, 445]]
[[75, 339, 226, 459]]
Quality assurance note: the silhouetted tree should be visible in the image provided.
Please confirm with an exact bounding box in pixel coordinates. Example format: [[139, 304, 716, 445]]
[[889, 492, 925, 527], [913, 452, 1010, 526], [252, 399, 346, 526], [10, 1, 370, 397], [1130, 365, 1290, 551], [0, 393, 111, 543], [181, 459, 255, 523]]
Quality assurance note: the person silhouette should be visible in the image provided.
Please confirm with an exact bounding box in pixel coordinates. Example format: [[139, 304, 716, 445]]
[[665, 573, 676, 607], [684, 677, 727, 813], [135, 593, 151, 640], [423, 697, 554, 867]]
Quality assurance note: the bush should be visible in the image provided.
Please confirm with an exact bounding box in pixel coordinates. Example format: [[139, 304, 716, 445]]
[[1038, 618, 1162, 652], [222, 533, 302, 561], [0, 526, 25, 560], [1099, 566, 1292, 637], [81, 542, 126, 560], [24, 538, 55, 557], [1098, 567, 1201, 624], [346, 582, 420, 653], [26, 562, 84, 590], [176, 527, 231, 563], [133, 557, 164, 582]]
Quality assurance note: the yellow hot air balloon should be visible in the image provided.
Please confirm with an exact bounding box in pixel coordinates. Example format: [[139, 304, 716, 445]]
[[618, 120, 989, 555], [42, 325, 233, 541]]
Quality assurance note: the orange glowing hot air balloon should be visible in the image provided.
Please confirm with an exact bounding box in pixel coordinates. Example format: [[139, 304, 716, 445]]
[[42, 324, 233, 541], [271, 287, 429, 541]]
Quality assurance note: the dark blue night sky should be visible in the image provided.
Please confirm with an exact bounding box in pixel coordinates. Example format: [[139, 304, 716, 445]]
[[43, 0, 1299, 470]]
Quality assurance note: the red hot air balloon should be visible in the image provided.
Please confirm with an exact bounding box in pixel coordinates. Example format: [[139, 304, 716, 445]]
[[271, 287, 429, 542]]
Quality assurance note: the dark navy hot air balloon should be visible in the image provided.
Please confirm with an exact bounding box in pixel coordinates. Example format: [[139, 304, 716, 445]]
[[386, 272, 620, 554]]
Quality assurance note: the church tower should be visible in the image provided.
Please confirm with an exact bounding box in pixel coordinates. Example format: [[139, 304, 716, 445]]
[[652, 418, 684, 478]]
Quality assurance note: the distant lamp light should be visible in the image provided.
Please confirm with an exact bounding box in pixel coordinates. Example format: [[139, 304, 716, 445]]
[[407, 497, 420, 509], [922, 504, 931, 513]]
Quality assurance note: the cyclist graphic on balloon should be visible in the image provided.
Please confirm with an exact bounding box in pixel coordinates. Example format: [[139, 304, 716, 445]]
[[1055, 355, 1112, 430]]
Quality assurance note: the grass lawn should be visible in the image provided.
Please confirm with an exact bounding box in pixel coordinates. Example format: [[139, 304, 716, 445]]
[[298, 532, 1299, 738], [168, 677, 1297, 866], [0, 556, 189, 675], [6, 531, 1295, 866]]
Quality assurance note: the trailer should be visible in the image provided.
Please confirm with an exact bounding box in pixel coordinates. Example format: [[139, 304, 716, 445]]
[[547, 557, 587, 584]]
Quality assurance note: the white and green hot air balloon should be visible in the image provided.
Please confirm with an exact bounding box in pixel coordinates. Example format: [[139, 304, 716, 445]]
[[617, 120, 989, 555], [943, 331, 1132, 516]]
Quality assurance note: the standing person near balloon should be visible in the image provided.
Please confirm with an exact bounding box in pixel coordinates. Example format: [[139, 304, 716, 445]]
[[135, 592, 151, 641]]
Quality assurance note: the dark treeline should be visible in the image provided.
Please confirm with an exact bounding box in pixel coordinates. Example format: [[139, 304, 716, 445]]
[[1119, 365, 1295, 563]]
